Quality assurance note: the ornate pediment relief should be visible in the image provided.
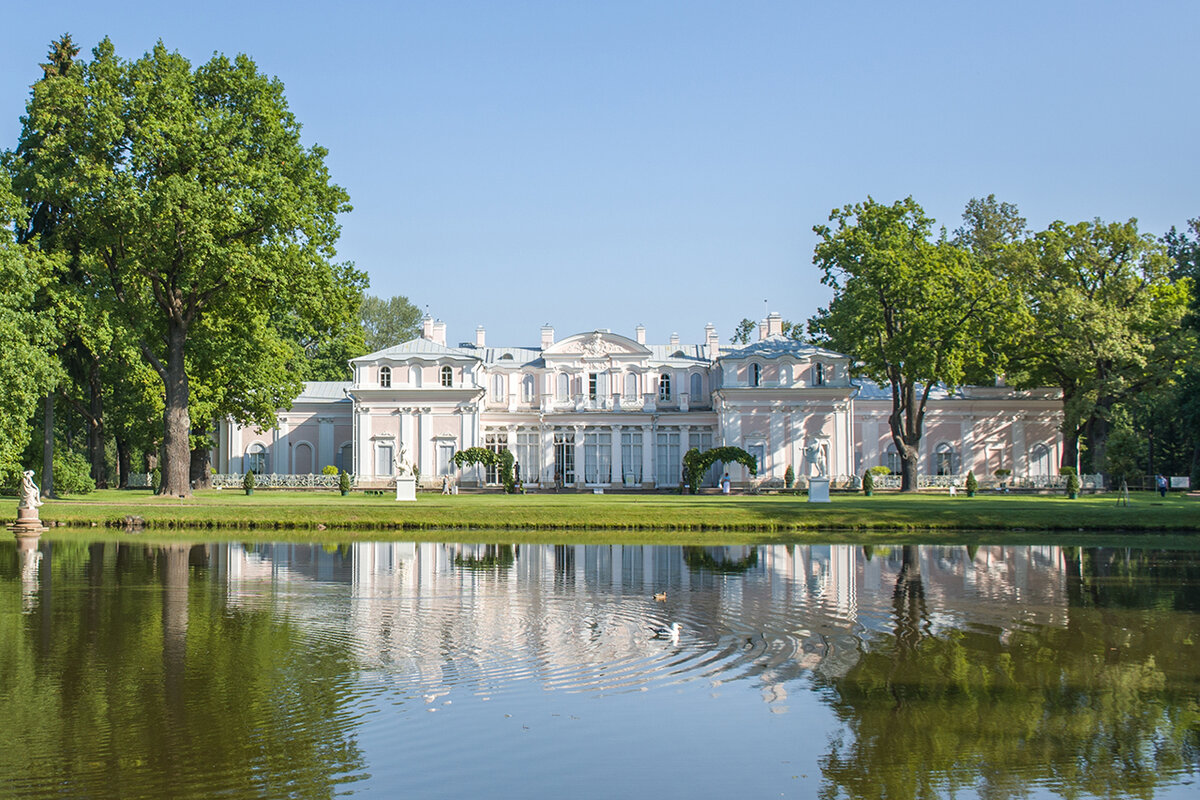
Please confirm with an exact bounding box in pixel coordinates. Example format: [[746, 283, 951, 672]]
[[543, 331, 650, 361]]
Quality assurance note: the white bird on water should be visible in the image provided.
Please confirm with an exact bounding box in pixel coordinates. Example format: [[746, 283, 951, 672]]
[[650, 622, 681, 644]]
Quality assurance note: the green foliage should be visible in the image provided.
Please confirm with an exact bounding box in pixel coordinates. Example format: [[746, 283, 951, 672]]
[[868, 465, 892, 476], [360, 294, 422, 352], [243, 470, 255, 492], [338, 470, 350, 493], [682, 446, 756, 494], [994, 469, 1011, 478], [452, 446, 516, 492], [321, 465, 338, 476], [965, 471, 978, 494], [48, 448, 95, 495], [1067, 472, 1081, 497], [1059, 466, 1077, 475], [862, 470, 874, 495], [1105, 422, 1145, 488], [784, 464, 795, 488], [809, 197, 1009, 491]]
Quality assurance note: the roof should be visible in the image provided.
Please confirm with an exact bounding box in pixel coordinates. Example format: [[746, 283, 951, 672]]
[[718, 336, 843, 361], [353, 338, 479, 362], [292, 381, 352, 403]]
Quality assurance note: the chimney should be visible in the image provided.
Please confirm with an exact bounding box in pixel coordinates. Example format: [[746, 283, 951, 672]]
[[541, 324, 555, 350], [765, 312, 783, 338], [635, 324, 646, 345], [475, 325, 486, 348], [432, 320, 447, 346], [669, 332, 680, 348], [757, 319, 768, 341], [705, 323, 719, 354], [422, 314, 434, 341]]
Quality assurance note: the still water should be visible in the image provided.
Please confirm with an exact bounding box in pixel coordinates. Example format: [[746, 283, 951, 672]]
[[1, 536, 1198, 799]]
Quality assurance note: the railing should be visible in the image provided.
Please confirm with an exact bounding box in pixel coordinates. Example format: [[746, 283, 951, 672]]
[[868, 473, 1104, 490], [126, 473, 359, 489]]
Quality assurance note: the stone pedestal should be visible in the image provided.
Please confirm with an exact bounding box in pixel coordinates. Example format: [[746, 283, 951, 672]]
[[395, 476, 417, 502], [8, 506, 48, 535], [807, 477, 831, 503]]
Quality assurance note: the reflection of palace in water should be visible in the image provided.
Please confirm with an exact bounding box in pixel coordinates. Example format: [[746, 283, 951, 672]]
[[206, 542, 1070, 691]]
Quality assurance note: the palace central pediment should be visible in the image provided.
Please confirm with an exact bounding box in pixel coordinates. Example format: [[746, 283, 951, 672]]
[[542, 330, 651, 362]]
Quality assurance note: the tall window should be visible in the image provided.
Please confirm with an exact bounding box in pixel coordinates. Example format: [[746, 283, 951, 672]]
[[813, 363, 825, 386], [437, 442, 455, 476], [556, 373, 569, 402], [655, 430, 681, 485], [375, 443, 394, 476], [245, 443, 268, 474], [521, 374, 535, 403], [515, 431, 540, 482], [695, 430, 718, 486], [553, 431, 575, 484], [885, 443, 901, 474], [1030, 443, 1052, 476], [588, 373, 599, 401], [658, 373, 672, 402], [750, 363, 761, 387], [935, 443, 955, 476], [408, 366, 422, 387], [583, 430, 612, 483], [492, 374, 505, 402], [748, 443, 765, 477], [621, 431, 642, 484], [484, 431, 507, 484], [689, 372, 703, 401], [379, 366, 391, 388], [440, 365, 453, 387], [624, 372, 638, 399]]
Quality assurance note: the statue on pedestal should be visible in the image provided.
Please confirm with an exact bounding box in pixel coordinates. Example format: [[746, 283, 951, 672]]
[[19, 470, 43, 509], [805, 439, 828, 478], [10, 469, 48, 535]]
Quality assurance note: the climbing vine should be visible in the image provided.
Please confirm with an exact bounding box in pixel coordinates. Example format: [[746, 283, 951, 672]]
[[682, 446, 757, 494], [451, 447, 517, 493]]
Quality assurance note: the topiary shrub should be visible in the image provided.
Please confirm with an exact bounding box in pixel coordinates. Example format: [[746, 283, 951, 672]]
[[868, 465, 891, 476], [243, 470, 255, 494], [965, 470, 978, 497], [339, 470, 351, 495], [1066, 472, 1081, 499], [784, 464, 795, 489], [862, 470, 874, 496]]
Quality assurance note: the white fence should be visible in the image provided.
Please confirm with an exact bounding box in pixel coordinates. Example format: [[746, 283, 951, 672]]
[[868, 473, 1104, 490], [126, 473, 358, 490]]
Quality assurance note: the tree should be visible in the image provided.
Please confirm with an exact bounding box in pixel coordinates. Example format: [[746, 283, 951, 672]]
[[1008, 219, 1191, 473], [361, 294, 422, 353], [682, 446, 756, 493], [8, 39, 359, 496], [809, 197, 1006, 491], [729, 316, 804, 345]]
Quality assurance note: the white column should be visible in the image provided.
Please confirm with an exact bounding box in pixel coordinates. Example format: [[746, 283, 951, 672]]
[[541, 424, 554, 483], [318, 417, 335, 471], [274, 420, 290, 474], [573, 424, 586, 486], [641, 424, 654, 486], [418, 407, 433, 481], [769, 413, 785, 479], [960, 417, 975, 475], [1012, 414, 1027, 475], [357, 407, 373, 477], [229, 421, 242, 474], [611, 425, 623, 486]]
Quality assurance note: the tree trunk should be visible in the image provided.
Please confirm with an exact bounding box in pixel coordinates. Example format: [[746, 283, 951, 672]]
[[1060, 430, 1079, 473], [189, 441, 212, 490], [1085, 409, 1112, 478], [87, 356, 107, 488], [116, 435, 131, 489], [160, 321, 192, 497], [41, 392, 55, 498], [899, 446, 920, 492]]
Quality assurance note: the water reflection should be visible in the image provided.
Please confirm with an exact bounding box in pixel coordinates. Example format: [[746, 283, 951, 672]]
[[1, 538, 1197, 799]]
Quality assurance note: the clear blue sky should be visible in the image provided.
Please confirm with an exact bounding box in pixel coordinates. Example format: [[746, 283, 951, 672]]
[[3, 1, 1197, 347]]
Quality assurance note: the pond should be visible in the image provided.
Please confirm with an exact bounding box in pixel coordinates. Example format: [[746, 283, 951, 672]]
[[1, 536, 1198, 799]]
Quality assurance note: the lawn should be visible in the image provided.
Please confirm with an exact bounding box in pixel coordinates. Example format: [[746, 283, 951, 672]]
[[5, 488, 1198, 542]]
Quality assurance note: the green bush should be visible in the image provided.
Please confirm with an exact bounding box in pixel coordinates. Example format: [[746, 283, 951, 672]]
[[243, 470, 255, 492], [868, 465, 892, 476], [965, 471, 978, 494], [321, 465, 339, 476], [1066, 472, 1081, 497], [339, 470, 351, 493], [862, 470, 874, 495], [784, 464, 795, 489], [152, 466, 161, 493], [1059, 466, 1077, 475], [53, 449, 96, 495]]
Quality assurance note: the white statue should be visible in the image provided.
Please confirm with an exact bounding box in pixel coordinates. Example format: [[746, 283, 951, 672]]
[[805, 440, 828, 478], [394, 444, 410, 477], [18, 470, 43, 509]]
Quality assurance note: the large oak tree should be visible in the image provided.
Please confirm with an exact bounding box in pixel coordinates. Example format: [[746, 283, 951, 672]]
[[9, 38, 360, 496]]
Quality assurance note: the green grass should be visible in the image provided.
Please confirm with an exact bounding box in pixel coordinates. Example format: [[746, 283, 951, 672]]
[[6, 488, 1198, 542]]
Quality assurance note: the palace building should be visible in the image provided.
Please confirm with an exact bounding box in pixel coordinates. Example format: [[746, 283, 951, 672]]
[[211, 313, 1064, 488]]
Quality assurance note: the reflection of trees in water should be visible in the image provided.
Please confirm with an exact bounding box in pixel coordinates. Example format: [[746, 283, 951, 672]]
[[0, 539, 365, 798], [453, 544, 516, 570], [683, 546, 759, 574], [818, 545, 1200, 800]]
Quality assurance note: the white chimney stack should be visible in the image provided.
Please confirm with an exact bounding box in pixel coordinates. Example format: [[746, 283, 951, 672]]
[[432, 320, 447, 346], [705, 323, 719, 356], [422, 314, 434, 341], [476, 325, 486, 348], [766, 312, 784, 338], [635, 324, 646, 345], [669, 332, 680, 347], [541, 324, 555, 350]]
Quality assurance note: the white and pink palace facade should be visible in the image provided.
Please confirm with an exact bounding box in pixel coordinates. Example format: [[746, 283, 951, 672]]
[[211, 313, 1066, 490]]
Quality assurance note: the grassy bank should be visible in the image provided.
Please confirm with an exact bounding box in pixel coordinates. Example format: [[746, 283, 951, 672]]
[[6, 488, 1198, 536]]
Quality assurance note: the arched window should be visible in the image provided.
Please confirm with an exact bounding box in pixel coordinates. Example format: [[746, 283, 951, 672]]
[[556, 373, 569, 401], [408, 366, 422, 387], [935, 442, 956, 476], [624, 372, 638, 398], [1029, 443, 1052, 476], [658, 373, 671, 401], [750, 363, 761, 387], [689, 372, 703, 399], [813, 363, 825, 386], [884, 443, 901, 475], [245, 443, 268, 474], [379, 365, 391, 388], [521, 374, 535, 402], [492, 374, 505, 401], [440, 365, 453, 387]]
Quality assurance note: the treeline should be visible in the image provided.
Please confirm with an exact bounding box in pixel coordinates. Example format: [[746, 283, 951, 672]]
[[803, 196, 1197, 490], [0, 36, 420, 496]]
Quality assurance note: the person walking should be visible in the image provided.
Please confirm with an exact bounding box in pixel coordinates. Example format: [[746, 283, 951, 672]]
[[721, 472, 731, 495], [1157, 474, 1168, 498]]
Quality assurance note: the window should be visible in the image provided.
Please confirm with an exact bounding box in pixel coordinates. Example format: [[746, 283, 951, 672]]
[[689, 372, 703, 400], [440, 365, 453, 387], [515, 431, 540, 483], [658, 373, 672, 402], [748, 443, 765, 477], [695, 430, 719, 486], [492, 374, 505, 402], [1030, 443, 1052, 476], [553, 431, 575, 484], [813, 363, 825, 386], [655, 430, 681, 485], [621, 431, 642, 484], [408, 366, 422, 387], [750, 363, 761, 387], [484, 431, 508, 484], [588, 373, 599, 401], [379, 366, 391, 388], [375, 443, 394, 476], [624, 372, 638, 399], [437, 442, 455, 476], [935, 442, 955, 476], [521, 374, 535, 403], [556, 373, 569, 401], [338, 444, 353, 473], [583, 430, 612, 483], [245, 443, 268, 474], [885, 443, 901, 475]]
